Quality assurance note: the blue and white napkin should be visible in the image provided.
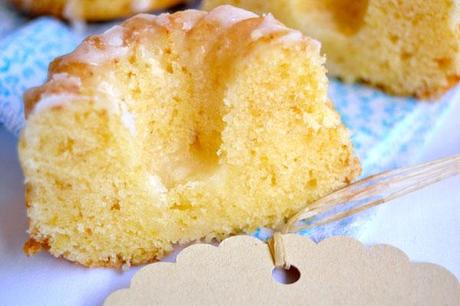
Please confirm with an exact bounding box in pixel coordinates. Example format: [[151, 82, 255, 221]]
[[0, 1, 458, 240]]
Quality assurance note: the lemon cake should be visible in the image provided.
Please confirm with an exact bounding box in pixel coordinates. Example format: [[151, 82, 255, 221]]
[[19, 6, 360, 267], [11, 0, 184, 21], [203, 0, 460, 98]]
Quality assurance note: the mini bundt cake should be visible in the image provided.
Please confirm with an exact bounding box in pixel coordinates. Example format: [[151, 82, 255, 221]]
[[203, 0, 460, 98], [19, 5, 361, 267], [10, 0, 184, 21]]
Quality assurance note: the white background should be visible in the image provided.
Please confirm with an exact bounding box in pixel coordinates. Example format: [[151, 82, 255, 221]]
[[1, 100, 459, 305]]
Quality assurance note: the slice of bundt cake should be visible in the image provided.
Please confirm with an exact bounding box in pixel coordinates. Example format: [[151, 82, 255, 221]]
[[203, 0, 460, 98], [10, 0, 184, 21], [19, 6, 360, 267]]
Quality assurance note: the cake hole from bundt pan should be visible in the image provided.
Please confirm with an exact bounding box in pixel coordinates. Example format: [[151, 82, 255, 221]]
[[301, 0, 369, 36], [272, 265, 301, 285], [327, 0, 369, 35], [126, 45, 225, 190]]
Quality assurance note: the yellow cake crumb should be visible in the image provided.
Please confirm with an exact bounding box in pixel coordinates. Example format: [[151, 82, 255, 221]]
[[19, 6, 360, 267], [10, 0, 184, 21], [203, 0, 460, 98]]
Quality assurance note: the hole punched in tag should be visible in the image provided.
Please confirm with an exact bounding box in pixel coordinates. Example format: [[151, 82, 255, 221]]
[[272, 265, 301, 285], [268, 153, 460, 269], [104, 155, 460, 305]]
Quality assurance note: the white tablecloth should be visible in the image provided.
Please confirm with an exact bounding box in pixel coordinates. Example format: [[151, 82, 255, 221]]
[[1, 99, 459, 305], [0, 0, 459, 304]]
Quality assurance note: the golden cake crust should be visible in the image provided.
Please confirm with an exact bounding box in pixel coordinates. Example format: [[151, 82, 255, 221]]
[[203, 0, 460, 99], [24, 8, 319, 118], [10, 0, 184, 21], [20, 6, 360, 268]]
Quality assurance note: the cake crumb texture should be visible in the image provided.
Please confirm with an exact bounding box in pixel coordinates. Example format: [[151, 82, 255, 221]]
[[203, 0, 460, 98], [19, 6, 360, 267], [10, 0, 184, 21]]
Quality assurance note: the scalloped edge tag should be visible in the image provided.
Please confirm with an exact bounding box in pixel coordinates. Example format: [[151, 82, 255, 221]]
[[105, 235, 460, 306]]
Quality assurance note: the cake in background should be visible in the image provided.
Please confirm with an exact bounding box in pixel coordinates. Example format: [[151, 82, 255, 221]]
[[203, 0, 460, 98], [10, 0, 184, 21], [19, 6, 360, 267]]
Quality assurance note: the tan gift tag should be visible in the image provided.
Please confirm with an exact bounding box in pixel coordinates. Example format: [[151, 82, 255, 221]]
[[105, 154, 460, 305], [105, 235, 460, 306]]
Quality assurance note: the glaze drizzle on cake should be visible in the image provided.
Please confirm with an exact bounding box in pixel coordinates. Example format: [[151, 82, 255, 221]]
[[19, 6, 360, 267]]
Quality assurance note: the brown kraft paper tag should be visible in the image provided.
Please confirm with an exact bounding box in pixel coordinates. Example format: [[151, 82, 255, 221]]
[[104, 234, 460, 306]]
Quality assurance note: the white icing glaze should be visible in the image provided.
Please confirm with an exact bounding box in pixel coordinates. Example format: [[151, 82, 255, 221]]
[[70, 42, 129, 65], [182, 21, 193, 31], [250, 13, 310, 45], [32, 94, 80, 114], [51, 73, 82, 86], [308, 38, 322, 53], [102, 25, 125, 47], [251, 14, 288, 41], [63, 0, 85, 34], [206, 5, 257, 28], [134, 13, 157, 21], [276, 31, 304, 43], [181, 12, 202, 31], [69, 34, 129, 66], [131, 0, 152, 13], [67, 24, 129, 65], [135, 10, 202, 32], [63, 0, 79, 19], [155, 13, 171, 28]]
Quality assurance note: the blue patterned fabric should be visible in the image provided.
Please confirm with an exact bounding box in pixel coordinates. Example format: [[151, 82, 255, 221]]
[[0, 13, 458, 241], [0, 18, 79, 135], [331, 80, 457, 177]]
